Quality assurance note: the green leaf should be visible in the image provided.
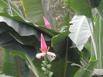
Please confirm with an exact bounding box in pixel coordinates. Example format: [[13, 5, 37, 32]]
[[52, 59, 65, 77], [38, 26, 58, 37], [0, 0, 23, 20], [74, 61, 97, 77], [51, 32, 68, 57], [93, 14, 103, 68], [0, 16, 57, 46], [0, 15, 58, 57], [67, 0, 92, 17], [2, 50, 18, 77], [0, 0, 7, 14], [97, 0, 103, 18], [0, 16, 39, 46], [10, 51, 26, 60], [11, 51, 45, 77], [20, 0, 43, 24], [25, 55, 40, 77]]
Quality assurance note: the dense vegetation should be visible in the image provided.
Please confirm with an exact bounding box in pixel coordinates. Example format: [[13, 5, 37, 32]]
[[0, 0, 103, 77]]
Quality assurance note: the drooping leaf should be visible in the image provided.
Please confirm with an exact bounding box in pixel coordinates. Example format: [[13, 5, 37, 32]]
[[69, 15, 93, 51], [0, 16, 37, 36], [0, 15, 58, 58], [0, 16, 57, 46]]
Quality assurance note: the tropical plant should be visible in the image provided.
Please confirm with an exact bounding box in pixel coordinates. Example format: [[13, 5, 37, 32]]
[[0, 0, 103, 77]]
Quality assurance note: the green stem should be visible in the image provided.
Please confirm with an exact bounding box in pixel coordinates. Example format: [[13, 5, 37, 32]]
[[64, 38, 69, 77], [98, 16, 102, 68]]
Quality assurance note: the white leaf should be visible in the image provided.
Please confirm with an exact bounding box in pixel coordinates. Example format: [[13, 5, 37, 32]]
[[69, 15, 93, 51]]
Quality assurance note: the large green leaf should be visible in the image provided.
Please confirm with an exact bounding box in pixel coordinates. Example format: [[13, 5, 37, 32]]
[[51, 32, 68, 57], [20, 0, 43, 24], [51, 32, 81, 77], [0, 16, 57, 46], [66, 0, 92, 17], [0, 15, 58, 57]]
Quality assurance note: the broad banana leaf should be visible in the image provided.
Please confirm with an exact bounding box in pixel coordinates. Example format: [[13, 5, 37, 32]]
[[0, 15, 58, 56], [66, 0, 92, 17], [20, 0, 43, 25]]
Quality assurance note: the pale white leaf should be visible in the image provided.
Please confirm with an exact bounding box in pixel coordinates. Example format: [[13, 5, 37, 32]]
[[69, 15, 93, 51]]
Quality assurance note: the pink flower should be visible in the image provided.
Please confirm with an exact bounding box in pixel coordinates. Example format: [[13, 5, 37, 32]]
[[40, 33, 48, 53], [43, 16, 52, 29], [36, 33, 56, 61]]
